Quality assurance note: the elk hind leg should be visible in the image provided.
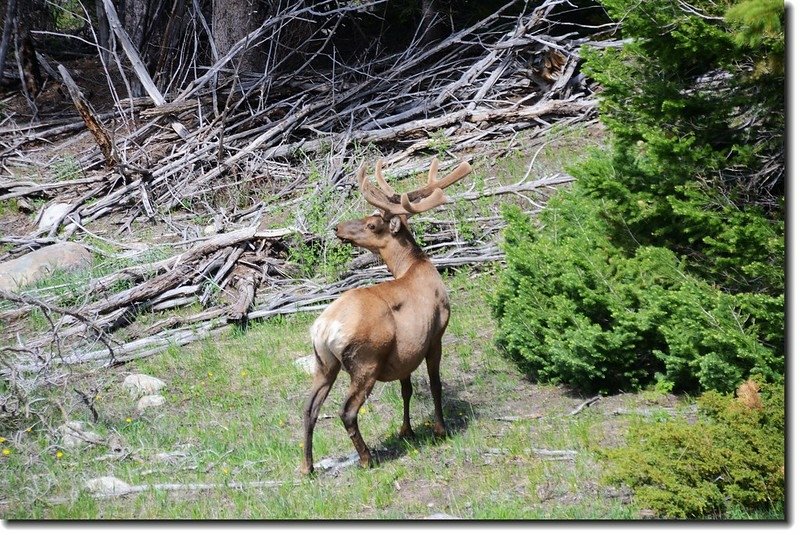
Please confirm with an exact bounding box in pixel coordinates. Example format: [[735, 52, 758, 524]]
[[340, 373, 377, 468], [425, 339, 447, 437], [398, 376, 414, 439]]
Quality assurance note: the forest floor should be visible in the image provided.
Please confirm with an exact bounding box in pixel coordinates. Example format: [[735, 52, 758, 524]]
[[1, 266, 698, 520], [0, 122, 706, 520]]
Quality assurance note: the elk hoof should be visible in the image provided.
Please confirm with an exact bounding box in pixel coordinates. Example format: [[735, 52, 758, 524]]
[[359, 455, 374, 469], [300, 463, 314, 476], [433, 424, 447, 438]]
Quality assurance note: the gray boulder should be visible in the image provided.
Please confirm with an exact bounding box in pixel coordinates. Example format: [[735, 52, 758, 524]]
[[0, 242, 91, 291], [123, 374, 167, 398], [58, 421, 104, 448], [136, 394, 166, 413], [294, 355, 316, 375]]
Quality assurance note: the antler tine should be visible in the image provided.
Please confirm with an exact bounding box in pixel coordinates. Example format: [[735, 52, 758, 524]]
[[400, 188, 446, 214], [356, 159, 470, 218], [374, 159, 396, 196], [404, 160, 472, 203], [433, 161, 472, 191], [426, 158, 440, 187]]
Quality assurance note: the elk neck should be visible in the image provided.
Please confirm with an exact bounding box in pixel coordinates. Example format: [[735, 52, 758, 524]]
[[377, 230, 428, 279]]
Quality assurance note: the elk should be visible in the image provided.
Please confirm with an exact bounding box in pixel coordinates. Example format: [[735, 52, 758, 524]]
[[300, 158, 472, 475]]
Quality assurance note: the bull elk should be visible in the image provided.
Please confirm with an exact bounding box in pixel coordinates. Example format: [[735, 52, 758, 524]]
[[301, 158, 472, 475]]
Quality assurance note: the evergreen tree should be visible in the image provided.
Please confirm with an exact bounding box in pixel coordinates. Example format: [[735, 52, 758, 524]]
[[492, 0, 784, 393]]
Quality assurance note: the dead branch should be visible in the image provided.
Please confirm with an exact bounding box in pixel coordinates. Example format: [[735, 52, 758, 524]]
[[57, 64, 116, 166], [569, 395, 602, 416]]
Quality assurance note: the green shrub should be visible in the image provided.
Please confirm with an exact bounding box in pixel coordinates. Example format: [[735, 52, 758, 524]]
[[492, 0, 784, 394], [493, 193, 657, 393], [492, 194, 783, 394], [578, 0, 784, 295], [603, 378, 785, 518]]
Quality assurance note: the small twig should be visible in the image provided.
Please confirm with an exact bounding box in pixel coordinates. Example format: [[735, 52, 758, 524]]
[[72, 387, 99, 423], [569, 395, 601, 416], [492, 413, 542, 422]]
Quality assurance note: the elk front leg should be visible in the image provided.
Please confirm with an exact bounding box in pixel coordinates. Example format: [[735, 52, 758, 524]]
[[340, 374, 377, 468], [301, 355, 340, 475], [426, 338, 447, 437], [398, 376, 414, 439]]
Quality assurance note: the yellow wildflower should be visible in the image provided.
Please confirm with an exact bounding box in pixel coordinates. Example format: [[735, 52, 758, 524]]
[[2, 448, 10, 456], [56, 451, 64, 459], [0, 437, 5, 443], [125, 418, 133, 423]]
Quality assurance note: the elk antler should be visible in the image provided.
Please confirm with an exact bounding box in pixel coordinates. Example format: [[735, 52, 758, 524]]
[[374, 159, 396, 196], [358, 158, 472, 218]]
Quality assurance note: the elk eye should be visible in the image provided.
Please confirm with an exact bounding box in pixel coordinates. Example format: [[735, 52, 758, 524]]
[[367, 223, 376, 231]]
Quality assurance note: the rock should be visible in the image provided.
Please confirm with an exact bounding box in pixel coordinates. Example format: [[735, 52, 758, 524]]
[[0, 242, 92, 292], [84, 476, 132, 495], [202, 215, 224, 235], [314, 451, 361, 473], [294, 355, 316, 375], [202, 224, 220, 236], [58, 421, 103, 448], [123, 374, 166, 398], [36, 203, 73, 232], [154, 451, 190, 464], [136, 394, 166, 413], [16, 198, 34, 213], [424, 513, 461, 520], [106, 434, 126, 453]]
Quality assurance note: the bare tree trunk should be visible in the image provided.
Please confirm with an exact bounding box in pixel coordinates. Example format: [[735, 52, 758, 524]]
[[122, 0, 150, 51], [19, 28, 41, 96], [211, 0, 266, 73], [94, 0, 111, 64], [0, 0, 18, 81], [419, 0, 445, 45], [121, 0, 153, 96]]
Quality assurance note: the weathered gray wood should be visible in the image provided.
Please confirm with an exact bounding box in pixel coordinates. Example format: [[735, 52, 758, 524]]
[[0, 0, 17, 79], [101, 0, 190, 140]]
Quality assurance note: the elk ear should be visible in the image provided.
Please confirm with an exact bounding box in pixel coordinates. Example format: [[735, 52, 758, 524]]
[[389, 215, 404, 235]]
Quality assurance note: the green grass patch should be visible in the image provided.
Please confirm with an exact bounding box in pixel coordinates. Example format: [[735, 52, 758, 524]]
[[1, 269, 644, 520]]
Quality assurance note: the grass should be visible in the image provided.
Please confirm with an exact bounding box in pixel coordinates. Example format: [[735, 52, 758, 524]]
[[0, 267, 647, 520]]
